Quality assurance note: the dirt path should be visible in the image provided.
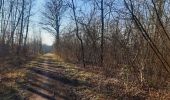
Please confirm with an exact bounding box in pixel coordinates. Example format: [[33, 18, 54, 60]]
[[24, 54, 77, 100]]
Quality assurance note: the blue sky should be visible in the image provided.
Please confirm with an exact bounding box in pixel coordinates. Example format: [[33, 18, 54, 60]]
[[31, 0, 55, 46], [31, 0, 121, 46], [31, 0, 84, 46]]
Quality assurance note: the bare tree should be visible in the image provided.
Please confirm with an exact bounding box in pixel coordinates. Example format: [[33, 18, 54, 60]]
[[41, 0, 67, 49], [100, 0, 104, 67], [17, 0, 25, 55], [70, 0, 85, 67], [24, 0, 33, 52]]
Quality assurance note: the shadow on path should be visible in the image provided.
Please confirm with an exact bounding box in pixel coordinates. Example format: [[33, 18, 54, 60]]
[[23, 56, 80, 100]]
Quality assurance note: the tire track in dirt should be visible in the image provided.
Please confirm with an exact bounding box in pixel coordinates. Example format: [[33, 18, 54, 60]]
[[24, 54, 76, 100]]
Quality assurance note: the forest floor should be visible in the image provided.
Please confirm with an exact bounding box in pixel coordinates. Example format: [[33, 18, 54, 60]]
[[0, 53, 170, 100]]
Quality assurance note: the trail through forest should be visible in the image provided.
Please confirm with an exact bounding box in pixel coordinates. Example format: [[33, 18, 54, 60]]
[[1, 0, 170, 99]]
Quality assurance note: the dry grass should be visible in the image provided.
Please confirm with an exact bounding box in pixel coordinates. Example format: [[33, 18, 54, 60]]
[[0, 55, 35, 100], [51, 54, 170, 99]]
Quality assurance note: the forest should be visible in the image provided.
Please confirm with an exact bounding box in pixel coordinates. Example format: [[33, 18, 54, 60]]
[[0, 0, 170, 99]]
